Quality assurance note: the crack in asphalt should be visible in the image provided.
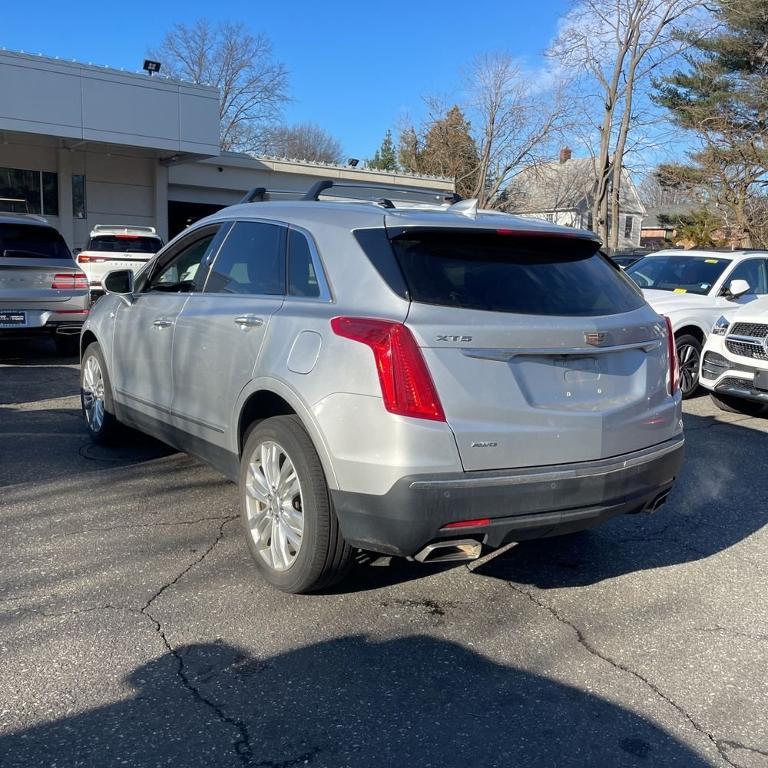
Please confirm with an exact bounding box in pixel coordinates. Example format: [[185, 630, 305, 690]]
[[503, 581, 741, 768], [72, 515, 235, 535], [717, 741, 768, 763], [697, 624, 768, 643], [136, 515, 297, 768]]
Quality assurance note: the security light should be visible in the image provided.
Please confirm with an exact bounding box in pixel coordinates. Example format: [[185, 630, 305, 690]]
[[143, 59, 161, 76]]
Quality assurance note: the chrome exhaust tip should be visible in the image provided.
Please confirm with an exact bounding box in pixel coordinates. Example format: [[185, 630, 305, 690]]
[[413, 539, 483, 564], [645, 490, 670, 514], [55, 326, 82, 336]]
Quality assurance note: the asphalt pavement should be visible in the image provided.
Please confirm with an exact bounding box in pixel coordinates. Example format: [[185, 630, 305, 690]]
[[1, 338, 767, 768]]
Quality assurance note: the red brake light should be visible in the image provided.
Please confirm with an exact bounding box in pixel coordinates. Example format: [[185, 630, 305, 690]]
[[330, 316, 445, 422], [115, 234, 139, 239], [52, 273, 89, 291], [77, 253, 90, 263], [441, 518, 491, 530], [664, 316, 679, 395]]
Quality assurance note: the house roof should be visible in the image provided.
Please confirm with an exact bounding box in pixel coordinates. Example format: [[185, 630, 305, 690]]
[[642, 205, 696, 229], [507, 158, 646, 216]]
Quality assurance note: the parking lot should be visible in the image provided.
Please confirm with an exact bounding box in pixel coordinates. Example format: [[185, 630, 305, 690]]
[[0, 339, 766, 768]]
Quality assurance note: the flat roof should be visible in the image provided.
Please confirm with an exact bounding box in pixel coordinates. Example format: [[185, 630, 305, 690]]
[[0, 49, 220, 157]]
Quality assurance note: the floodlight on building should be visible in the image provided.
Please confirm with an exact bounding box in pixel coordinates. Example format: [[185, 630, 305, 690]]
[[143, 59, 161, 76]]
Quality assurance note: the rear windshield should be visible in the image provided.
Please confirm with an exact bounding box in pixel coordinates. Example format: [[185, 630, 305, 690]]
[[626, 255, 728, 295], [87, 235, 163, 253], [389, 230, 645, 316], [0, 223, 71, 260]]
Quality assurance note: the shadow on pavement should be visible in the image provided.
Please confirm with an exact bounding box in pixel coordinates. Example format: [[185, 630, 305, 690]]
[[0, 637, 711, 768], [474, 411, 768, 589]]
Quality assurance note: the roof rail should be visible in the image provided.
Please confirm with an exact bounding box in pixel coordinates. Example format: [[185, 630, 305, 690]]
[[302, 179, 462, 205]]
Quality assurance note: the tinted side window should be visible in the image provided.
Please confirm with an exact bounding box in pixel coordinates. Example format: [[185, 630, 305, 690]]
[[726, 259, 768, 295], [287, 229, 320, 298], [148, 234, 217, 293], [205, 222, 285, 295]]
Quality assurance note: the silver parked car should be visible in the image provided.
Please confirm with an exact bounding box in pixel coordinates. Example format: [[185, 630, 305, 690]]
[[0, 213, 89, 355], [79, 182, 684, 593]]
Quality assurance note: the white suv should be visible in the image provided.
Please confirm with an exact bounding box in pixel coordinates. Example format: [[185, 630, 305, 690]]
[[626, 249, 768, 397], [75, 225, 163, 295], [699, 299, 768, 416]]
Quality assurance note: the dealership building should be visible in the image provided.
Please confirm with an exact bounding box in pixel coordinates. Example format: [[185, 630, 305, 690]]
[[0, 49, 453, 248]]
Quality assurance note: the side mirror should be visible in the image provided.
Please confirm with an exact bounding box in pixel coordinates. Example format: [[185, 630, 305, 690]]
[[728, 278, 751, 298], [72, 247, 82, 256], [103, 269, 135, 305]]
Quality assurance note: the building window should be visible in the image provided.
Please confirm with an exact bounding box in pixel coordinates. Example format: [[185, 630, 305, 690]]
[[624, 216, 634, 238], [587, 212, 593, 230], [72, 175, 86, 219], [544, 212, 555, 222], [0, 167, 59, 216]]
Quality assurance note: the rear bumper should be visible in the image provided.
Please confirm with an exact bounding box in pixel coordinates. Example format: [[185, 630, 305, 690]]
[[0, 319, 85, 339], [331, 435, 685, 557]]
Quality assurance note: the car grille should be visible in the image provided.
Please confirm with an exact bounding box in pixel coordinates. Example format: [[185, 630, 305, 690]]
[[725, 339, 768, 360], [731, 322, 768, 338]]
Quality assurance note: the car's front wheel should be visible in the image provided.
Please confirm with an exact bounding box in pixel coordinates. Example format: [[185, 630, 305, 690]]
[[80, 342, 121, 444], [676, 334, 702, 399], [239, 415, 352, 593], [710, 391, 766, 417]]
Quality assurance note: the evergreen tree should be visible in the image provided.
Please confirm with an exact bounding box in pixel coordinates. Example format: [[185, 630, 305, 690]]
[[368, 130, 398, 171], [420, 106, 480, 198], [655, 0, 768, 246], [397, 126, 422, 175]]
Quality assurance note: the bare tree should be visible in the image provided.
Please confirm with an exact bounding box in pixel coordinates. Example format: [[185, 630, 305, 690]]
[[151, 19, 289, 153], [549, 0, 707, 250], [264, 123, 344, 164], [465, 53, 569, 208], [637, 171, 699, 209]]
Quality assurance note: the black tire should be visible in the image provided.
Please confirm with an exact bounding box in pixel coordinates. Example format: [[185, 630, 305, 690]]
[[676, 334, 702, 399], [710, 391, 766, 417], [54, 335, 79, 357], [80, 342, 122, 445], [239, 415, 352, 593]]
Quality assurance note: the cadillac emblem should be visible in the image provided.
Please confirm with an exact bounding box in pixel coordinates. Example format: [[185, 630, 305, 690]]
[[584, 331, 607, 346]]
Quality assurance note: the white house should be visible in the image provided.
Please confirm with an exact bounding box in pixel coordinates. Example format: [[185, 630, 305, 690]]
[[507, 149, 646, 249]]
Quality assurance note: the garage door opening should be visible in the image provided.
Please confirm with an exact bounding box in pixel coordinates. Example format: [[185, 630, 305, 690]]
[[168, 201, 226, 239]]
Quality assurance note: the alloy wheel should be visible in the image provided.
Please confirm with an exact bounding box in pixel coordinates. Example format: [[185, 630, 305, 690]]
[[244, 441, 304, 572], [82, 356, 106, 431], [677, 341, 700, 396]]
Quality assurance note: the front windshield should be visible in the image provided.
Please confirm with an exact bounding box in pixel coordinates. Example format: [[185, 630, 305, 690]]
[[626, 255, 729, 296]]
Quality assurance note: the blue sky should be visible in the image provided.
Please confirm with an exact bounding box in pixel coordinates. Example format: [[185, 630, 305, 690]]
[[4, 0, 571, 158]]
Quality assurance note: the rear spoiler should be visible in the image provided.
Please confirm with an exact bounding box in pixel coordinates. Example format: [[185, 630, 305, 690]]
[[90, 225, 158, 236]]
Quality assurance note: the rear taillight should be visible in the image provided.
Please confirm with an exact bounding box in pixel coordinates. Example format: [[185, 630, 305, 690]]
[[664, 316, 679, 395], [330, 316, 445, 422], [77, 254, 90, 263], [52, 273, 89, 291]]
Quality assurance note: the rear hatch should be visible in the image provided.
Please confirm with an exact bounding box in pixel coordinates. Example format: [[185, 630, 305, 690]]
[[386, 225, 677, 471], [0, 222, 81, 304]]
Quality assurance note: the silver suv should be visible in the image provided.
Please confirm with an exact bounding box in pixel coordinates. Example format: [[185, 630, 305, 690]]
[[79, 183, 684, 593], [1, 214, 89, 355]]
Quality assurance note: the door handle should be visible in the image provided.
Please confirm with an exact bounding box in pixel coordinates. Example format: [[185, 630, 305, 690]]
[[234, 315, 264, 329], [152, 319, 173, 329]]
